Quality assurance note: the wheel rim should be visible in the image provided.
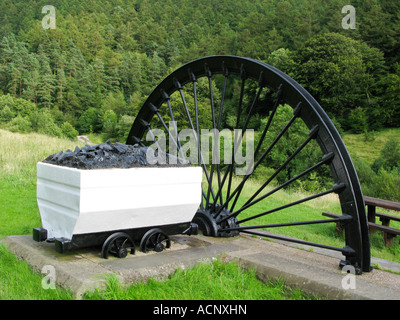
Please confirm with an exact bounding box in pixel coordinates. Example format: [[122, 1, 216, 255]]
[[140, 228, 171, 253], [126, 55, 370, 273], [101, 232, 135, 259]]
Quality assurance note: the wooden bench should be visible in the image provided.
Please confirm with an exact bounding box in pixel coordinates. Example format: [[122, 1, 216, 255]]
[[323, 196, 400, 247], [322, 212, 346, 234], [364, 196, 400, 246]]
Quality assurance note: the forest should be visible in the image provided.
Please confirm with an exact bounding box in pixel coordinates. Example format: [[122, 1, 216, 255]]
[[0, 0, 399, 199]]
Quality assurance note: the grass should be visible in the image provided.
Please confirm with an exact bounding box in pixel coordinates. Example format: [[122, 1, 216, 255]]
[[0, 129, 85, 238], [0, 128, 399, 299], [0, 129, 319, 300], [84, 258, 316, 300], [342, 127, 400, 165], [0, 243, 74, 300]]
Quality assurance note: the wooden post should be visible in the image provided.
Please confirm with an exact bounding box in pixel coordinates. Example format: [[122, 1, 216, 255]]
[[367, 204, 376, 234]]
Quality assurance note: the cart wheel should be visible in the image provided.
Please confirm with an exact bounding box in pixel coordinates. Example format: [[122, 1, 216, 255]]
[[101, 232, 135, 259], [140, 228, 171, 253], [126, 55, 371, 273]]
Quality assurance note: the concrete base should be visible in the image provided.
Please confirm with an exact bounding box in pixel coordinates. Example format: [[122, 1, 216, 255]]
[[2, 234, 400, 300]]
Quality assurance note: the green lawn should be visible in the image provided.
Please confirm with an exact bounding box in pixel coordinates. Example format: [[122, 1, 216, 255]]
[[84, 259, 314, 300], [0, 128, 399, 300], [342, 128, 400, 165]]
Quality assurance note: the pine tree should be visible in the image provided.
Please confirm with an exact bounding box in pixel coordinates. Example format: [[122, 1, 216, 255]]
[[37, 55, 55, 109], [56, 67, 67, 110]]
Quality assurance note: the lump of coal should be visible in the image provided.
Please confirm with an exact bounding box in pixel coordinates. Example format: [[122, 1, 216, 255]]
[[43, 140, 189, 169]]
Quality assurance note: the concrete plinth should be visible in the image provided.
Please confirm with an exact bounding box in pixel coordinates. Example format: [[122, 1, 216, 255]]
[[2, 234, 400, 300]]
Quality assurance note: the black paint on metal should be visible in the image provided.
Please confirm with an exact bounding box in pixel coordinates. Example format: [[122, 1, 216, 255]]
[[127, 55, 371, 273]]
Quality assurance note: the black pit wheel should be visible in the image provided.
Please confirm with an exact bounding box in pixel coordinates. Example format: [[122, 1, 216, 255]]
[[101, 232, 135, 259], [127, 55, 371, 273], [140, 228, 171, 253]]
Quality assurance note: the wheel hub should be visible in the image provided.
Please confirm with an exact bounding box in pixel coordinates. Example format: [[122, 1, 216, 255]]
[[193, 203, 240, 237]]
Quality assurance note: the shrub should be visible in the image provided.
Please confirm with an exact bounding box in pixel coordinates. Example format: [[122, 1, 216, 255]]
[[348, 107, 368, 133], [380, 138, 400, 170], [61, 121, 79, 140], [116, 115, 135, 142], [36, 109, 63, 137], [354, 156, 400, 202], [372, 138, 400, 172], [0, 106, 15, 123], [78, 107, 102, 133], [102, 109, 118, 138], [372, 169, 400, 202], [6, 114, 32, 133], [0, 94, 36, 118]]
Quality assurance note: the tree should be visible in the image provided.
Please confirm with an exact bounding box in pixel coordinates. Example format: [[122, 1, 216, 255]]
[[372, 138, 400, 173], [37, 55, 55, 109], [35, 109, 62, 137], [293, 33, 387, 129], [6, 114, 32, 133], [102, 109, 118, 138], [61, 121, 79, 140], [78, 107, 102, 133], [22, 54, 40, 106], [375, 72, 400, 128], [56, 67, 67, 110]]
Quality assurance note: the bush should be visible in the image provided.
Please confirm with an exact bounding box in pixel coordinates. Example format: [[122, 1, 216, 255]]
[[0, 106, 14, 123], [380, 138, 400, 170], [102, 109, 118, 138], [61, 121, 79, 140], [372, 169, 400, 202], [348, 107, 368, 133], [6, 114, 32, 133], [78, 107, 102, 133], [36, 109, 63, 137], [0, 94, 36, 118], [353, 156, 400, 202], [116, 115, 135, 142], [372, 138, 400, 172]]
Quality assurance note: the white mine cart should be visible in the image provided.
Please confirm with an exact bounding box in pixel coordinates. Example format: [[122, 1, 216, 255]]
[[33, 162, 202, 258]]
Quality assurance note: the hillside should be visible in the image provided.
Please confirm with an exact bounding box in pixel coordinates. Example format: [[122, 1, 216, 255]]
[[0, 1, 399, 201], [343, 128, 400, 165], [0, 0, 399, 139]]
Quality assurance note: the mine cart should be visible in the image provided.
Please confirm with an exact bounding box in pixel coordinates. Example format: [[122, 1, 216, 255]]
[[33, 142, 202, 258]]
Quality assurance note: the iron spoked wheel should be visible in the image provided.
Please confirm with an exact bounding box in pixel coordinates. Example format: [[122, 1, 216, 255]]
[[101, 232, 135, 259], [140, 228, 171, 253], [126, 55, 371, 274]]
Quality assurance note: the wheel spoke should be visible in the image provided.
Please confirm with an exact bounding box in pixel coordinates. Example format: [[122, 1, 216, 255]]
[[174, 78, 213, 199], [229, 87, 287, 212], [213, 76, 269, 214], [190, 71, 201, 166], [221, 214, 352, 232], [237, 183, 346, 224], [226, 69, 246, 201], [240, 229, 354, 256], [214, 67, 229, 205], [216, 100, 306, 218], [238, 121, 319, 212], [140, 120, 163, 151], [149, 103, 184, 160], [217, 152, 334, 224], [162, 89, 185, 158], [205, 65, 216, 208]]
